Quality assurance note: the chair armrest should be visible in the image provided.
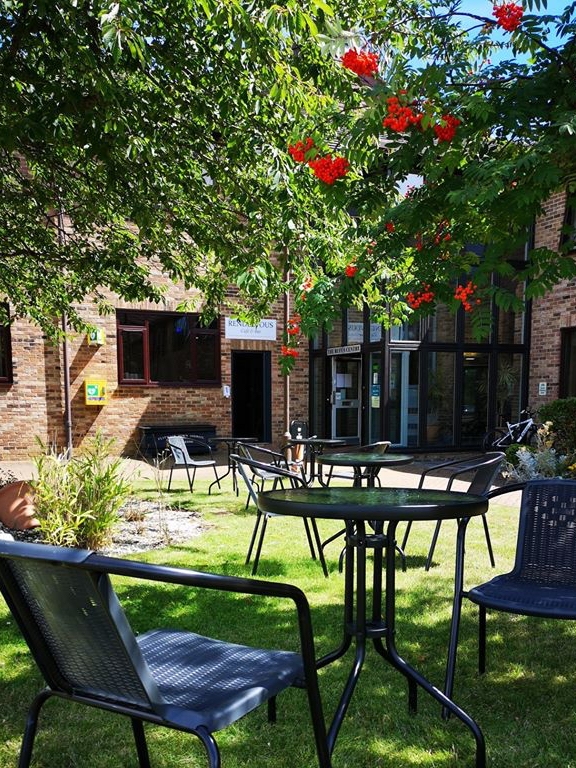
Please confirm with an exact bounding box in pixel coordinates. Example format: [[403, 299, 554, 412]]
[[486, 482, 526, 500]]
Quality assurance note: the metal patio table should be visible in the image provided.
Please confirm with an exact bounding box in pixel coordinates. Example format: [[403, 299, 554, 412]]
[[211, 436, 258, 493], [258, 485, 487, 767], [317, 451, 414, 487]]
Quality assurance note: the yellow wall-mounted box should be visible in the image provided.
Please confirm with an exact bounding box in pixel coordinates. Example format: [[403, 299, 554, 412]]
[[87, 328, 106, 346], [85, 379, 107, 406]]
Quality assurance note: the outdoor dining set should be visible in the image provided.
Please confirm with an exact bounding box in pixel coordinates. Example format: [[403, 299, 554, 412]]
[[1, 429, 576, 768]]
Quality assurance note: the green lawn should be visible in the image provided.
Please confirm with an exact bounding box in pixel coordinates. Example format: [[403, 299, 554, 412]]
[[1, 474, 576, 767]]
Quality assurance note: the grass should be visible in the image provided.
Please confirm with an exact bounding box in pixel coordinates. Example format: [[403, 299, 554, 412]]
[[2, 471, 576, 767]]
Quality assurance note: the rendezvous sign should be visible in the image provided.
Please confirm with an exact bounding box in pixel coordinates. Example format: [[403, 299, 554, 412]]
[[225, 318, 277, 341]]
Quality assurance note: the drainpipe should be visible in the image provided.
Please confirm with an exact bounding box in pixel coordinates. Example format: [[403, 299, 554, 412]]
[[283, 261, 291, 449], [57, 207, 73, 458]]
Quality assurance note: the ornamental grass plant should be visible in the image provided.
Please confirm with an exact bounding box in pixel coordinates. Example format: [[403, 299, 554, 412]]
[[31, 432, 132, 549], [2, 469, 576, 767]]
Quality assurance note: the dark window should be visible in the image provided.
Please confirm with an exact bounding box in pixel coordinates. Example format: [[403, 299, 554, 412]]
[[561, 202, 576, 250], [0, 307, 12, 383], [116, 310, 220, 385], [560, 328, 576, 397]]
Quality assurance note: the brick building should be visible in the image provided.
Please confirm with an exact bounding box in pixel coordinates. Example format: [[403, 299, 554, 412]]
[[530, 189, 576, 407], [0, 276, 309, 460], [0, 191, 573, 459]]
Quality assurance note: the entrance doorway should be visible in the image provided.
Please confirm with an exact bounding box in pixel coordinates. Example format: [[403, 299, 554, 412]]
[[231, 351, 271, 441], [331, 357, 361, 442], [389, 351, 419, 447]]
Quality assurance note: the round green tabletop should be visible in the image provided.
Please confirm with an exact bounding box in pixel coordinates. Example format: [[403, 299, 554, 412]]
[[258, 486, 488, 522], [317, 452, 414, 468]]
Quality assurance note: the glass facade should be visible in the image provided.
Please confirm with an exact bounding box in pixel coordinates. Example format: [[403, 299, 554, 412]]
[[311, 283, 530, 450]]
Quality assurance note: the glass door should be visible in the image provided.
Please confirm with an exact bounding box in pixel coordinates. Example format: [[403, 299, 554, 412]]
[[331, 357, 361, 442], [389, 351, 419, 447]]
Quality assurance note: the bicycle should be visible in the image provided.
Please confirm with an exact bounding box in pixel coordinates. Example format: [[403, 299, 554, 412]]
[[482, 408, 539, 450]]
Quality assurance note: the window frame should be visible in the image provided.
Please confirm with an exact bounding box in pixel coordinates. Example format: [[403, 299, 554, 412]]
[[116, 309, 221, 386]]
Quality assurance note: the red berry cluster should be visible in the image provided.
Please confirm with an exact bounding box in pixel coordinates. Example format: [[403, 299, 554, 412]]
[[454, 281, 480, 312], [433, 219, 452, 244], [288, 138, 350, 184], [341, 49, 379, 78], [288, 137, 315, 163], [287, 313, 301, 336], [345, 264, 358, 278], [433, 115, 461, 142], [493, 3, 523, 32], [280, 345, 299, 358], [308, 154, 350, 184], [406, 284, 435, 310], [385, 221, 395, 233], [383, 95, 423, 133]]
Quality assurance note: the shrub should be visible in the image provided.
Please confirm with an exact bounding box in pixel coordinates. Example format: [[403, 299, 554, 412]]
[[32, 432, 132, 549], [538, 398, 576, 454], [503, 421, 574, 481]]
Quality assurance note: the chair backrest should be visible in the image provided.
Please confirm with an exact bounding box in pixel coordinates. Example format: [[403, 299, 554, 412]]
[[419, 452, 505, 495], [358, 441, 391, 455], [232, 454, 304, 507], [289, 420, 309, 440], [237, 443, 289, 469], [166, 435, 192, 465], [457, 452, 505, 496], [0, 540, 163, 712], [512, 479, 576, 586]]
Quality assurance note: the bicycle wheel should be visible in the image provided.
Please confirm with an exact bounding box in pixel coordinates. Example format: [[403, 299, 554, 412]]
[[482, 428, 511, 451], [523, 425, 539, 447]]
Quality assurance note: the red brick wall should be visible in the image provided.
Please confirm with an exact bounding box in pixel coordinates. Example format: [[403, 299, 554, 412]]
[[0, 279, 310, 459], [530, 190, 576, 409]]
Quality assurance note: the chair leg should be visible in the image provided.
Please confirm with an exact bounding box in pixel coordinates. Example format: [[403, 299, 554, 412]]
[[481, 514, 496, 567], [267, 696, 277, 723], [167, 466, 174, 491], [246, 511, 263, 565], [18, 689, 52, 768], [251, 515, 269, 575], [425, 520, 442, 571], [302, 517, 317, 559], [478, 605, 487, 674], [309, 518, 329, 577], [195, 725, 222, 768], [131, 718, 152, 768], [400, 520, 412, 554]]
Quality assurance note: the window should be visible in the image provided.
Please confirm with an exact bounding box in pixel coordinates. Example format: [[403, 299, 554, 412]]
[[560, 328, 576, 397], [561, 201, 576, 251], [117, 310, 220, 385], [0, 307, 12, 383]]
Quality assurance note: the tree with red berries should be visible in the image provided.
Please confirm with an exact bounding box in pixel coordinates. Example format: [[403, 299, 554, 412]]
[[282, 0, 576, 349], [1, 0, 575, 354]]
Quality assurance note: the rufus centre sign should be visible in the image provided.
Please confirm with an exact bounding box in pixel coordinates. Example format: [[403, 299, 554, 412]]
[[224, 318, 277, 341]]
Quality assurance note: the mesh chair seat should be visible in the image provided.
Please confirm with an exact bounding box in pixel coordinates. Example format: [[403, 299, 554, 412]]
[[138, 629, 303, 731], [468, 576, 576, 617]]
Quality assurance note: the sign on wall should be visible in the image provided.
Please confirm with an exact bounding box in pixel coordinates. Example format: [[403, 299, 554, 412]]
[[225, 318, 277, 340], [85, 379, 107, 406]]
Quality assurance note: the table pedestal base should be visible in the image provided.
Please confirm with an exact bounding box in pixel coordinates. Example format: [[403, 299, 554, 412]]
[[317, 519, 485, 767]]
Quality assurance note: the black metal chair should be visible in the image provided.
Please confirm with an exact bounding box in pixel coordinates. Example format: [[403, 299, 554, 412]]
[[166, 435, 224, 494], [466, 479, 576, 673], [0, 539, 331, 768], [233, 453, 329, 578], [400, 452, 505, 570], [235, 443, 295, 507]]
